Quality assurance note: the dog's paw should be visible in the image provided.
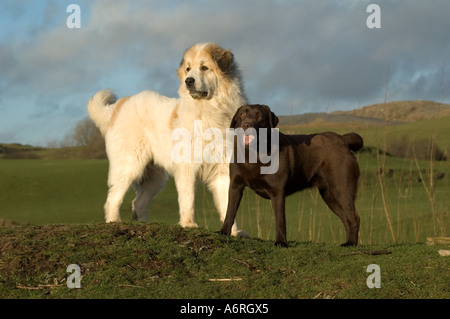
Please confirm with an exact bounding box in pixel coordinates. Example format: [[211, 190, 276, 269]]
[[340, 241, 358, 247], [232, 230, 249, 238], [275, 241, 288, 248], [179, 221, 199, 228]]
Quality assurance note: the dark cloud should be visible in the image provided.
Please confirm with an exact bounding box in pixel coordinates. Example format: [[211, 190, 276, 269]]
[[1, 0, 450, 145]]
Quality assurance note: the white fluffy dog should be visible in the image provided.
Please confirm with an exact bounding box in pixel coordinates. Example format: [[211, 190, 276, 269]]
[[88, 43, 247, 236]]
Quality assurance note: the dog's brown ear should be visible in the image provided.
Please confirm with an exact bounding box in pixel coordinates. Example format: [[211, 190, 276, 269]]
[[208, 44, 234, 73], [230, 105, 244, 128], [261, 105, 279, 128], [270, 112, 280, 127], [218, 50, 234, 73], [176, 57, 185, 81], [270, 111, 279, 128]]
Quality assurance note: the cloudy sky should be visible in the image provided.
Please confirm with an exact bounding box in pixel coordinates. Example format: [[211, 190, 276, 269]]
[[1, 0, 450, 146]]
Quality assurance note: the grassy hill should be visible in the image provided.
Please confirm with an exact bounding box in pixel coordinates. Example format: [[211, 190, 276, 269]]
[[0, 143, 83, 160], [0, 222, 448, 299], [345, 100, 450, 122], [279, 100, 450, 127], [281, 115, 450, 158]]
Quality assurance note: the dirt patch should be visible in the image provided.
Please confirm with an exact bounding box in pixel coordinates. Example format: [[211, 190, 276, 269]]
[[0, 219, 23, 227]]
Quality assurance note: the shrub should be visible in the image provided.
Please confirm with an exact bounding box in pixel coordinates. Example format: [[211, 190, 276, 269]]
[[386, 136, 447, 161]]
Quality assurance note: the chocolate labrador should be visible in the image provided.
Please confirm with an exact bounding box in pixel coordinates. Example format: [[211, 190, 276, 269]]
[[220, 104, 363, 247]]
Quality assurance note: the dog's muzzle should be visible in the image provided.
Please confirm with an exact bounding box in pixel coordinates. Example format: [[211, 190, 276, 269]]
[[241, 125, 257, 146], [185, 77, 208, 99], [185, 77, 195, 87], [244, 134, 256, 145]]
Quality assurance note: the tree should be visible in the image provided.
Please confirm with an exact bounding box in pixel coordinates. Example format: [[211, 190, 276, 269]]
[[71, 117, 106, 159]]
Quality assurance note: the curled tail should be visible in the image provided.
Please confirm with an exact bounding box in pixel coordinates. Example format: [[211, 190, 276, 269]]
[[87, 89, 117, 136], [342, 133, 363, 152]]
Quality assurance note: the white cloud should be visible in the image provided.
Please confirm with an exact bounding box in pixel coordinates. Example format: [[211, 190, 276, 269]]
[[1, 0, 450, 145]]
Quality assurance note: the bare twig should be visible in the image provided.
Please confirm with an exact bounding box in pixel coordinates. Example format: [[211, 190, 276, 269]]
[[208, 278, 242, 282], [341, 250, 392, 256], [16, 283, 64, 290]]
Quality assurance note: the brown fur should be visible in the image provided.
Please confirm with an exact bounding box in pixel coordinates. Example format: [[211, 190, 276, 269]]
[[108, 96, 130, 129], [221, 104, 363, 247], [169, 102, 180, 130]]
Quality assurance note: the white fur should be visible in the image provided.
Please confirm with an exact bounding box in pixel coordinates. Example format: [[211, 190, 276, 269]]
[[87, 43, 247, 236]]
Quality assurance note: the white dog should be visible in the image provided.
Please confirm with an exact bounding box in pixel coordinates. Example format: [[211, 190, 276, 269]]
[[88, 43, 247, 236]]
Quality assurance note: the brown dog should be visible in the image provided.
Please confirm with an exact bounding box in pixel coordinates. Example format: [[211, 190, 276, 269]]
[[220, 104, 363, 247]]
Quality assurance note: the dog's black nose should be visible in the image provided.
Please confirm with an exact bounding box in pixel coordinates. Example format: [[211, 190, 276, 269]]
[[242, 122, 253, 130], [185, 77, 195, 87]]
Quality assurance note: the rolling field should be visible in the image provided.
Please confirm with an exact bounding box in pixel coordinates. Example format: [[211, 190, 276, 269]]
[[0, 151, 448, 244]]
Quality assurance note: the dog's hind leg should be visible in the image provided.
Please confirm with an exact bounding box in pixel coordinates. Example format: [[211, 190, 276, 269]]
[[104, 151, 150, 223], [132, 164, 168, 221], [317, 156, 361, 246], [319, 186, 360, 246], [104, 183, 129, 223]]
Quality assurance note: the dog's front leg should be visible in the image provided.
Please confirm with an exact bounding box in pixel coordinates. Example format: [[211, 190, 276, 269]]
[[271, 195, 288, 247], [210, 172, 248, 237], [174, 164, 198, 228], [220, 183, 245, 236]]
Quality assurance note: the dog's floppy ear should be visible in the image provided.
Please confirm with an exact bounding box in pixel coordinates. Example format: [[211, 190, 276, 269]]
[[270, 111, 279, 128], [261, 105, 279, 128], [208, 44, 234, 74], [230, 105, 245, 128], [176, 59, 184, 80]]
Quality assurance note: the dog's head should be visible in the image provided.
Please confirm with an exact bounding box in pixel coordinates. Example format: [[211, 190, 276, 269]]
[[177, 43, 235, 100], [231, 104, 279, 147]]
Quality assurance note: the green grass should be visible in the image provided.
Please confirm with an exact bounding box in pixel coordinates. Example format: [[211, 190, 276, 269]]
[[0, 159, 180, 225], [281, 115, 450, 155], [0, 153, 448, 244], [365, 115, 450, 152], [0, 223, 448, 299], [175, 151, 449, 245], [0, 159, 108, 224]]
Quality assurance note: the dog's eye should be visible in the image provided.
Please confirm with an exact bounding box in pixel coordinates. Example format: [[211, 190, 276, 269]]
[[186, 67, 191, 72], [257, 115, 264, 121], [240, 112, 246, 118], [201, 65, 209, 71]]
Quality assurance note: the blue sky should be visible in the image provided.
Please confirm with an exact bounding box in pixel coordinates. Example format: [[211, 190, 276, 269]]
[[1, 0, 450, 146]]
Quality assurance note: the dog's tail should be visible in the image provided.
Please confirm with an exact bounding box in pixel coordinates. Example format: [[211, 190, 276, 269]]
[[342, 133, 363, 152], [87, 89, 117, 136]]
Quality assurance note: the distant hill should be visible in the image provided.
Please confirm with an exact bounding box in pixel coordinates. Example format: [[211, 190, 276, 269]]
[[2, 100, 450, 160], [343, 100, 450, 122], [0, 143, 43, 159], [278, 112, 399, 127], [0, 143, 81, 160], [279, 100, 450, 126]]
